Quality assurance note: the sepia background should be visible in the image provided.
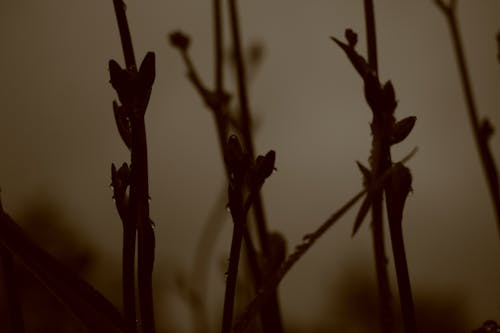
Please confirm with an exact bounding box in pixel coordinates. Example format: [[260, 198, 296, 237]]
[[1, 1, 500, 331]]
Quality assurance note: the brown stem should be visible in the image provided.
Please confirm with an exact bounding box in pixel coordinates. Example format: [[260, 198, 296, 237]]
[[113, 0, 136, 70], [363, 1, 393, 331], [227, 1, 283, 332], [435, 0, 500, 240]]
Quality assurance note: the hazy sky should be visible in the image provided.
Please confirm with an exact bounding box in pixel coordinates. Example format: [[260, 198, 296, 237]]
[[1, 1, 500, 331]]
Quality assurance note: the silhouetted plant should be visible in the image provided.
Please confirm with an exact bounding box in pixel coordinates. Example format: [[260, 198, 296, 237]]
[[1, 1, 499, 333]]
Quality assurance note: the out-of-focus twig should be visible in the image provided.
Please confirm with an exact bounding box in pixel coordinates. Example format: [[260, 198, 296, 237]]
[[435, 0, 500, 240]]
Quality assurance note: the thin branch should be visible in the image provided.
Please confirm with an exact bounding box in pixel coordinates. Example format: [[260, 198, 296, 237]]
[[435, 0, 500, 239], [385, 165, 417, 333], [221, 193, 246, 333], [228, 0, 271, 254], [111, 1, 157, 332], [363, 1, 393, 331], [227, 1, 283, 331], [113, 0, 136, 70]]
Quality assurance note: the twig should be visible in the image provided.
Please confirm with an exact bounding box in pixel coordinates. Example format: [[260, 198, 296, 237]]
[[113, 0, 136, 70], [111, 1, 157, 332], [227, 1, 283, 331], [363, 1, 393, 331], [221, 187, 246, 333], [435, 0, 500, 240], [228, 0, 270, 253], [111, 163, 137, 332], [385, 164, 417, 333]]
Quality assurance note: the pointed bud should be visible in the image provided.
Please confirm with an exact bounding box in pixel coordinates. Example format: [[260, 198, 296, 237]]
[[169, 31, 190, 51], [139, 52, 155, 92], [356, 161, 371, 186], [255, 150, 276, 184], [381, 80, 397, 114], [391, 116, 416, 145], [345, 29, 358, 48], [111, 162, 130, 200]]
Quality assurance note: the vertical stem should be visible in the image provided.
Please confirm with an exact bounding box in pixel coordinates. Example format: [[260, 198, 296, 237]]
[[227, 1, 283, 332], [386, 165, 417, 333], [122, 221, 137, 332], [227, 0, 270, 253], [364, 0, 378, 73], [112, 1, 156, 332], [113, 0, 137, 70], [212, 0, 262, 298], [112, 2, 139, 332], [214, 0, 224, 94], [0, 244, 25, 333], [221, 191, 245, 333], [130, 116, 156, 333], [363, 1, 393, 332], [388, 223, 416, 333]]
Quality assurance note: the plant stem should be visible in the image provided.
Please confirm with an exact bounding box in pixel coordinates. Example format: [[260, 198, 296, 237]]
[[0, 244, 25, 333], [386, 165, 417, 333], [227, 0, 270, 253], [227, 1, 283, 331], [363, 1, 393, 332], [122, 226, 137, 332], [112, 1, 140, 332], [435, 1, 500, 240], [130, 115, 156, 333], [113, 0, 137, 70], [112, 1, 156, 332], [221, 188, 246, 333]]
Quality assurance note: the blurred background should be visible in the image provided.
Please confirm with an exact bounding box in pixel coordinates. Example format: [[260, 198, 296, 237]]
[[0, 1, 500, 332]]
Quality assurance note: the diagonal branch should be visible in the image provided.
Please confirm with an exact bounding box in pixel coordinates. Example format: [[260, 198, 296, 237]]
[[435, 0, 500, 240]]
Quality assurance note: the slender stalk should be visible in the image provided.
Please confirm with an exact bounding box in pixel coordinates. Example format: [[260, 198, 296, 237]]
[[113, 0, 137, 70], [122, 226, 137, 331], [435, 0, 500, 239], [227, 1, 283, 331], [112, 2, 139, 332], [130, 115, 155, 333], [112, 173, 137, 333], [214, 0, 224, 94], [112, 1, 156, 332], [227, 0, 270, 253], [221, 186, 246, 333], [0, 244, 25, 333], [363, 1, 393, 332], [385, 165, 417, 333]]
